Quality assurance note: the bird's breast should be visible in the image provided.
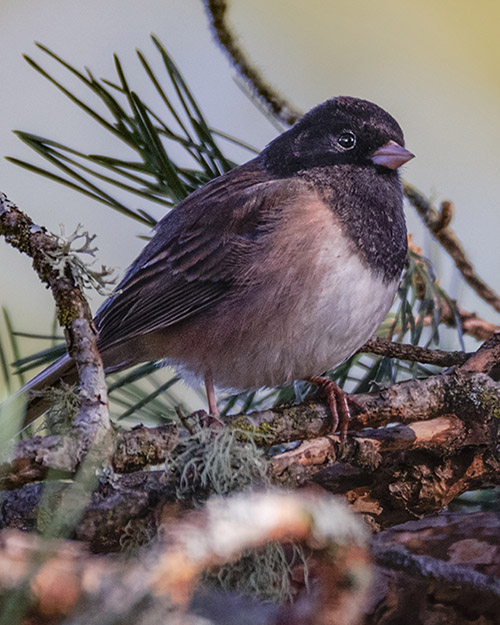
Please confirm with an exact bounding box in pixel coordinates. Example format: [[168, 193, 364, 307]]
[[165, 192, 401, 390]]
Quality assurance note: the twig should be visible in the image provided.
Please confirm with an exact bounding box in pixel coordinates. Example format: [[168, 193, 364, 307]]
[[437, 300, 500, 341], [203, 0, 302, 125], [359, 337, 468, 366], [404, 182, 500, 314]]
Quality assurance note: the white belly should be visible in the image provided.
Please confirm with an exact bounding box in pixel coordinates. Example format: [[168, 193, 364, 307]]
[[181, 233, 398, 390], [235, 242, 397, 387], [282, 251, 397, 381], [164, 194, 401, 391]]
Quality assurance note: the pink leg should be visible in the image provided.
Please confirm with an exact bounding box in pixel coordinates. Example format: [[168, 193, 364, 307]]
[[307, 376, 362, 443], [204, 373, 219, 416]]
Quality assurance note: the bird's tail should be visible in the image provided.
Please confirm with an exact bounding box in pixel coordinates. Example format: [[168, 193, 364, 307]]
[[13, 353, 78, 426]]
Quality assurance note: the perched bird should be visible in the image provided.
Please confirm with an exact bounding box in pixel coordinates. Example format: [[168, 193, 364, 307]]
[[21, 96, 413, 433]]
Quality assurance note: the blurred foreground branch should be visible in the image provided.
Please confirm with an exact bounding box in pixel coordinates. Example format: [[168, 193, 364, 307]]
[[0, 491, 371, 625], [0, 492, 497, 624]]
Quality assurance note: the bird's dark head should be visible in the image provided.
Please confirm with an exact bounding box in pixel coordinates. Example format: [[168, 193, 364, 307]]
[[263, 96, 413, 177]]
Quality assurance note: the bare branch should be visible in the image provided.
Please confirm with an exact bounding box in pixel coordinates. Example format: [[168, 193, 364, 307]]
[[203, 0, 302, 125], [359, 337, 468, 366], [404, 182, 500, 314], [438, 301, 500, 341]]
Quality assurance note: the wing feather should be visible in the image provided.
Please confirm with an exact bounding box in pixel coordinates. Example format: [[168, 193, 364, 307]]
[[95, 158, 292, 351]]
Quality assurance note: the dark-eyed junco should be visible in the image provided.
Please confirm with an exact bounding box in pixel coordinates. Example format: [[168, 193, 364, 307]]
[[22, 96, 413, 432]]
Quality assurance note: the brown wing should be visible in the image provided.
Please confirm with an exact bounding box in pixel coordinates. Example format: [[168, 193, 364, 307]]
[[94, 158, 291, 351]]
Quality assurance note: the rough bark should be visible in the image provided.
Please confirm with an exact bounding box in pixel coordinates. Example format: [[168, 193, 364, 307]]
[[365, 511, 500, 625], [0, 192, 111, 466], [1, 368, 500, 538]]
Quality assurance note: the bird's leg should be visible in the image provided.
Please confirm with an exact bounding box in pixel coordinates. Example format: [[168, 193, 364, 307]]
[[205, 373, 218, 416], [306, 376, 362, 442], [203, 373, 223, 428]]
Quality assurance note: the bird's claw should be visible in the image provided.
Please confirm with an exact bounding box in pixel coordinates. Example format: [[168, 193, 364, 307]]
[[307, 376, 365, 443]]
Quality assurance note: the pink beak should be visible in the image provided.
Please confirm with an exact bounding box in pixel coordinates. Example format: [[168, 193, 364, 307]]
[[371, 140, 414, 170]]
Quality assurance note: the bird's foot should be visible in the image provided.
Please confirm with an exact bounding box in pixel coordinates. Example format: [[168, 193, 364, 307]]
[[175, 407, 222, 434], [307, 376, 364, 443], [199, 411, 224, 429]]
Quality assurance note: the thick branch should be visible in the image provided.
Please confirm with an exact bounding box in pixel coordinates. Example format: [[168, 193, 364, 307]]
[[372, 544, 500, 599], [269, 371, 500, 529], [366, 511, 500, 623], [458, 331, 500, 374], [1, 367, 499, 534], [0, 423, 179, 491]]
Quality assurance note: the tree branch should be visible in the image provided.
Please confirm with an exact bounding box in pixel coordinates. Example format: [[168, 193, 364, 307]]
[[359, 337, 468, 367], [372, 543, 500, 600], [436, 300, 500, 341], [458, 331, 500, 374], [367, 511, 500, 623], [1, 366, 499, 535], [404, 182, 500, 314], [0, 192, 111, 459], [203, 0, 301, 125]]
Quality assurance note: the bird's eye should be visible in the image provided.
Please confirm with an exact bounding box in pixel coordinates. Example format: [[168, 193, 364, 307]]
[[337, 131, 356, 150]]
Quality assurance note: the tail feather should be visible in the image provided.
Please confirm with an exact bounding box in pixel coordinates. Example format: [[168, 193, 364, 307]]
[[17, 354, 78, 425], [10, 339, 140, 425]]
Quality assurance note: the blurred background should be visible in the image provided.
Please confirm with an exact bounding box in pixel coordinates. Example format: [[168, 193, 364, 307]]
[[1, 0, 500, 405]]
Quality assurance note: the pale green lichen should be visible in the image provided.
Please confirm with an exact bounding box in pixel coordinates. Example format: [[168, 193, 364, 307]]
[[166, 423, 309, 603], [31, 382, 80, 434], [167, 423, 270, 499], [204, 541, 309, 604], [47, 224, 118, 295]]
